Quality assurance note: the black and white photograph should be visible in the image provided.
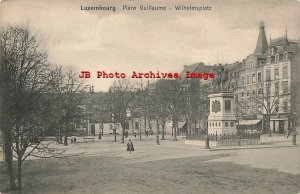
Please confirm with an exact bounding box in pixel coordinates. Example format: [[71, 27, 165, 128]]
[[0, 0, 300, 193]]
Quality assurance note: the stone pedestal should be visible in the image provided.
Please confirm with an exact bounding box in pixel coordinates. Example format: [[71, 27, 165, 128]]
[[208, 92, 237, 135]]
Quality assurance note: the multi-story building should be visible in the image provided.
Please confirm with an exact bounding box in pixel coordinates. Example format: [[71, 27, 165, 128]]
[[237, 22, 268, 119], [182, 22, 300, 134], [235, 22, 300, 133], [263, 35, 300, 133]]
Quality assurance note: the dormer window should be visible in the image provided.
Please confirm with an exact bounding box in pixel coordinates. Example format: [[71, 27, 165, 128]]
[[275, 54, 279, 62], [285, 52, 289, 60], [277, 46, 283, 52], [271, 47, 275, 55], [267, 56, 271, 64]]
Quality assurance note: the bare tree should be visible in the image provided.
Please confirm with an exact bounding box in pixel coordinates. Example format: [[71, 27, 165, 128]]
[[163, 79, 187, 140], [109, 79, 136, 143], [134, 79, 150, 136], [238, 81, 285, 136], [54, 67, 87, 146], [0, 25, 61, 190], [149, 79, 172, 140]]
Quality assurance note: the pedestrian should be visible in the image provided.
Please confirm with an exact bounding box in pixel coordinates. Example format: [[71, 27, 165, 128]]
[[74, 137, 77, 143], [287, 128, 291, 139], [98, 132, 102, 140], [134, 133, 137, 138], [127, 139, 134, 154]]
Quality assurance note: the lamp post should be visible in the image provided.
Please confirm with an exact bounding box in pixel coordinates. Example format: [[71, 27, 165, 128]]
[[139, 118, 142, 141], [156, 116, 160, 145], [112, 114, 116, 142], [205, 121, 210, 149], [290, 112, 297, 145]]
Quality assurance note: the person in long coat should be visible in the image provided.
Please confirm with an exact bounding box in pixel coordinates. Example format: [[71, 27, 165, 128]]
[[127, 139, 134, 154]]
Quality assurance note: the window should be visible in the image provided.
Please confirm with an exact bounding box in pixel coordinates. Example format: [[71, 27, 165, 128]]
[[225, 100, 231, 112], [219, 122, 221, 127], [285, 52, 289, 60], [266, 69, 271, 81], [257, 104, 261, 112], [230, 122, 234, 127], [275, 102, 279, 113], [274, 82, 279, 95], [241, 75, 245, 85], [247, 90, 250, 98], [282, 81, 289, 93], [252, 73, 256, 83], [275, 54, 279, 62], [283, 66, 288, 79], [278, 46, 284, 52], [266, 83, 271, 95], [274, 67, 279, 80], [257, 72, 262, 82], [252, 90, 256, 98], [267, 56, 271, 64], [283, 101, 288, 112], [225, 122, 228, 127], [246, 75, 250, 85], [135, 122, 139, 130], [272, 47, 275, 55], [257, 90, 262, 98], [241, 91, 244, 98]]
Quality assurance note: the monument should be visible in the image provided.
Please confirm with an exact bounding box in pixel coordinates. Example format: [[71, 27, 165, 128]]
[[207, 64, 237, 135]]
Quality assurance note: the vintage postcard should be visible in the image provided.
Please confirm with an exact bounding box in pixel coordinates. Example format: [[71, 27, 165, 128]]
[[0, 0, 300, 193]]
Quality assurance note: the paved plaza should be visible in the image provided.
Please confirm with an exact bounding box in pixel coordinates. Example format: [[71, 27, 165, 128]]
[[0, 135, 299, 194]]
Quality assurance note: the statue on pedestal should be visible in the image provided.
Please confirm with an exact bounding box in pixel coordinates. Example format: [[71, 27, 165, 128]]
[[211, 64, 230, 93]]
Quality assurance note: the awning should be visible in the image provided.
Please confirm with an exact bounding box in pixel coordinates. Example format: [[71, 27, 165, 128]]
[[178, 122, 187, 129], [239, 120, 261, 126]]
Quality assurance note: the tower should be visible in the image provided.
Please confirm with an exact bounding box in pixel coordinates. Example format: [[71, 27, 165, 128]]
[[254, 21, 268, 55]]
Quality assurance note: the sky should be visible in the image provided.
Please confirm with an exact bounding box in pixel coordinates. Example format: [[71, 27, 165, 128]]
[[0, 0, 300, 91]]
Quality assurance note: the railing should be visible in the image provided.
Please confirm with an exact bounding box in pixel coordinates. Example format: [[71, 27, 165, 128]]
[[186, 132, 260, 142]]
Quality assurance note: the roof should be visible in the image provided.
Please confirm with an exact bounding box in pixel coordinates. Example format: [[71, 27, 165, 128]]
[[179, 62, 214, 78], [270, 36, 288, 47], [178, 121, 187, 129], [254, 22, 268, 55], [239, 120, 261, 126]]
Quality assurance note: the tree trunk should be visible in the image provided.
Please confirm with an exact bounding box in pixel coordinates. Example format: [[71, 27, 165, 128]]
[[17, 157, 22, 190], [162, 125, 165, 140], [121, 125, 125, 143], [64, 123, 68, 146], [4, 141, 16, 190], [173, 121, 177, 141], [3, 129, 16, 190], [144, 113, 147, 135], [266, 117, 271, 137]]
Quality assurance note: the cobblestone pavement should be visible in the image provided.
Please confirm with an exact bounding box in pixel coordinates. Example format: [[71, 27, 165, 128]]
[[0, 135, 299, 194]]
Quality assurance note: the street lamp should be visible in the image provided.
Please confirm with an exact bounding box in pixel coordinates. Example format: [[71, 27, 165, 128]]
[[139, 117, 142, 141], [289, 112, 297, 145], [205, 120, 210, 149], [111, 113, 116, 142]]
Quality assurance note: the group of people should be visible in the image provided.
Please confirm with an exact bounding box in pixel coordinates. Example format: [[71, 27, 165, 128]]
[[71, 136, 77, 144]]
